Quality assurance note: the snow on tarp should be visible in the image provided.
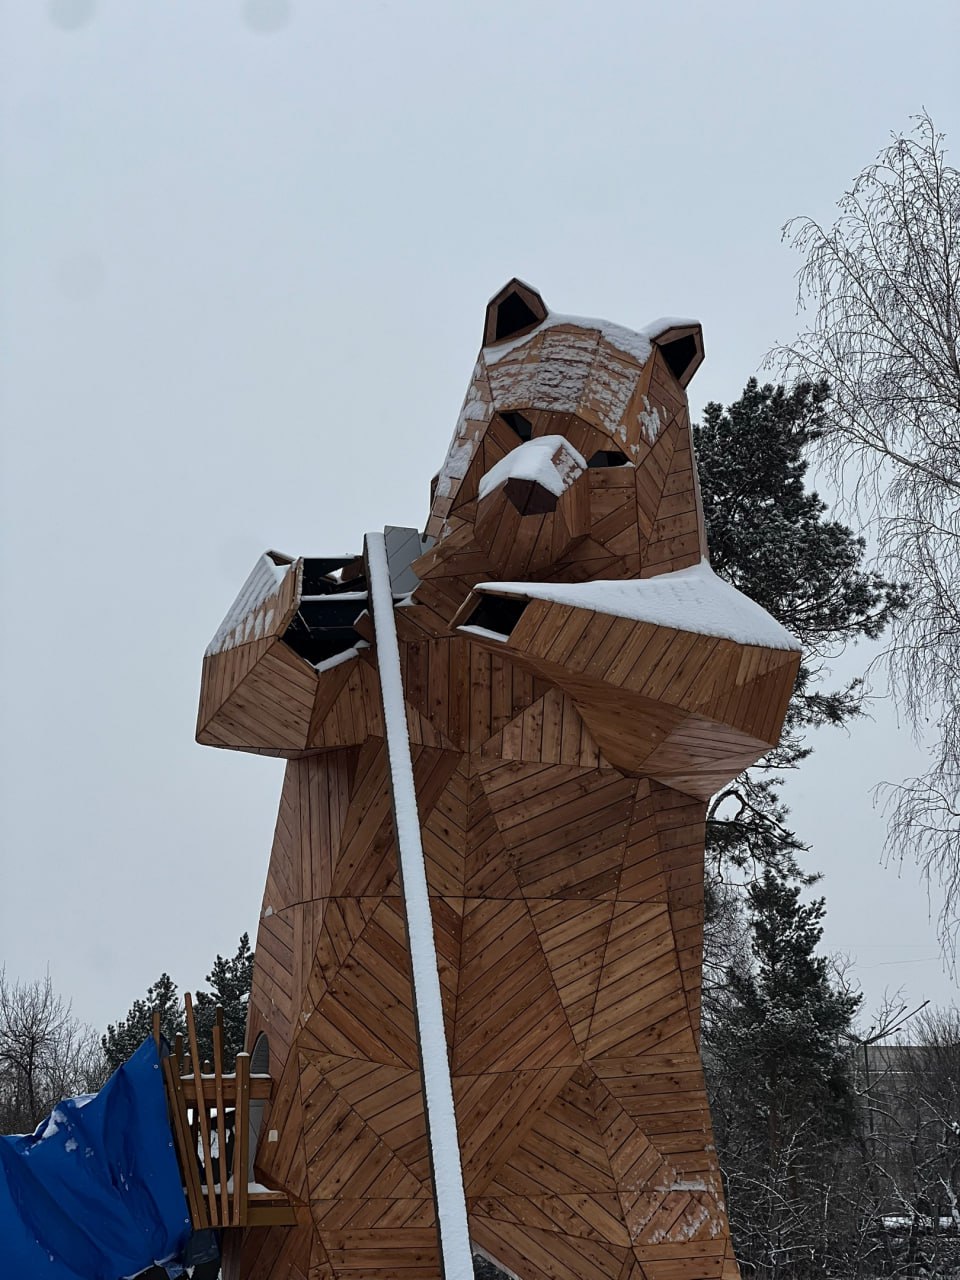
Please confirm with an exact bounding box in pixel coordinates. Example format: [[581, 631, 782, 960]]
[[483, 310, 700, 367], [0, 1037, 192, 1280], [366, 532, 473, 1280], [477, 561, 801, 652], [477, 436, 586, 501]]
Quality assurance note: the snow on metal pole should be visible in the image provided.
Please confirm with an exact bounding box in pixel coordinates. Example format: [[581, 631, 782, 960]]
[[365, 531, 473, 1280]]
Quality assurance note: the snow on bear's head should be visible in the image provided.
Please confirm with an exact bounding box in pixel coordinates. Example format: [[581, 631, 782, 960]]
[[423, 280, 706, 584]]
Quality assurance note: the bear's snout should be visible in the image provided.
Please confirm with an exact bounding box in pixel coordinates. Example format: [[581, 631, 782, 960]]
[[477, 435, 585, 512]]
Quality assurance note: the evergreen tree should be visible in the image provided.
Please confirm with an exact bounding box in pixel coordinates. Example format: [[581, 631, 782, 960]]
[[695, 382, 904, 1273], [726, 872, 861, 1150], [193, 933, 255, 1062], [706, 870, 862, 1277], [101, 973, 184, 1071], [694, 379, 907, 880], [100, 934, 255, 1070]]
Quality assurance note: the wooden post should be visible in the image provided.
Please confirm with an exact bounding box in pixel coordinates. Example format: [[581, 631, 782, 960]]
[[367, 530, 473, 1280], [212, 1021, 229, 1225], [233, 1052, 251, 1227], [163, 1056, 206, 1227], [184, 993, 218, 1226]]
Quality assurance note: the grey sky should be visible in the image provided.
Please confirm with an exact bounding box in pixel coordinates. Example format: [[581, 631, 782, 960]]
[[1, 0, 957, 1037]]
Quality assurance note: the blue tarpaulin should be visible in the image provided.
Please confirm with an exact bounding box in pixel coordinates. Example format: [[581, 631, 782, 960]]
[[0, 1038, 193, 1279]]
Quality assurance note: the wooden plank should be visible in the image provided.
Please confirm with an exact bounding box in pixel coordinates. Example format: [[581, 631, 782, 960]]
[[234, 1051, 251, 1226], [212, 1021, 229, 1225], [245, 1200, 299, 1226], [508, 599, 577, 660], [469, 644, 493, 747], [542, 608, 599, 669], [471, 1212, 627, 1280], [178, 1075, 272, 1104], [184, 993, 218, 1226], [163, 1056, 207, 1227], [628, 631, 701, 702], [600, 621, 671, 688]]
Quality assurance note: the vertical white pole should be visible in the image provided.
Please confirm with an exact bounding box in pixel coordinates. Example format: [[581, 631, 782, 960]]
[[366, 532, 473, 1280]]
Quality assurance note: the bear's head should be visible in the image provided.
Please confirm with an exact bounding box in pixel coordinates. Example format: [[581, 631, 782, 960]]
[[410, 279, 708, 631]]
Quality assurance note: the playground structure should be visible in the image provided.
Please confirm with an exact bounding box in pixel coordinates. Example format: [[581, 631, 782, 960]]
[[188, 281, 801, 1280]]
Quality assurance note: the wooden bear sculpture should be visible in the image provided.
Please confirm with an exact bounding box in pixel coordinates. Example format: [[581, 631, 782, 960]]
[[197, 281, 801, 1280]]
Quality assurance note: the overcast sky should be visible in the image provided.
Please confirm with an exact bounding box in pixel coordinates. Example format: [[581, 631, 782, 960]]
[[2, 0, 958, 1040]]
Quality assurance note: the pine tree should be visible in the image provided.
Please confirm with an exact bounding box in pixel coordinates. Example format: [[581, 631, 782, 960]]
[[694, 379, 907, 880], [727, 872, 861, 1149], [101, 973, 184, 1071], [706, 870, 862, 1277], [100, 934, 255, 1071], [193, 933, 255, 1062], [695, 381, 904, 1274]]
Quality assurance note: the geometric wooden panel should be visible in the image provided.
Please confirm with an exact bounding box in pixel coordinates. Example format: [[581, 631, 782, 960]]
[[457, 599, 799, 797], [202, 282, 801, 1280]]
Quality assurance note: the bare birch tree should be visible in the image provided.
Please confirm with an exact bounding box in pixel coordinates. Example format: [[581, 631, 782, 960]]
[[775, 113, 960, 947], [0, 970, 105, 1133]]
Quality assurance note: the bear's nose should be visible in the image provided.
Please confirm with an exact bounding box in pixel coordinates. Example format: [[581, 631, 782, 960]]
[[503, 477, 559, 516], [477, 435, 586, 515]]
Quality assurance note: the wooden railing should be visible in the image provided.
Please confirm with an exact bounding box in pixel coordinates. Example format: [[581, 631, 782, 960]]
[[154, 994, 296, 1230]]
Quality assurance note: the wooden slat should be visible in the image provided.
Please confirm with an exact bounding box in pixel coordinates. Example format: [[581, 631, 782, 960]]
[[184, 993, 218, 1226], [163, 1055, 207, 1227], [212, 1021, 229, 1225], [233, 1051, 251, 1226], [245, 1199, 300, 1227]]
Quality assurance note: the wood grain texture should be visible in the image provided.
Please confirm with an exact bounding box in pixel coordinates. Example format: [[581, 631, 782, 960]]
[[199, 290, 796, 1280]]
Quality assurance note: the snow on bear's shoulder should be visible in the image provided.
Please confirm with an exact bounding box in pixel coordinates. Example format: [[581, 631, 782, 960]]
[[479, 561, 801, 652]]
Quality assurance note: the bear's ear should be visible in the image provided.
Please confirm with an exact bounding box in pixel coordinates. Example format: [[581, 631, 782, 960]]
[[484, 279, 548, 347], [651, 322, 705, 388]]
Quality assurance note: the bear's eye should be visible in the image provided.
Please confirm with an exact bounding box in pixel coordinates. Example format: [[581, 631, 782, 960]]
[[587, 450, 629, 468], [501, 411, 533, 442]]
